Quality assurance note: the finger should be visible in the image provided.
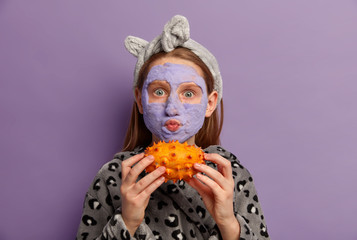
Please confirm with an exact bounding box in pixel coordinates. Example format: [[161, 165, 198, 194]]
[[138, 175, 166, 199], [133, 166, 166, 194], [123, 155, 155, 185], [194, 163, 227, 189], [196, 173, 222, 196], [204, 153, 233, 179], [121, 153, 145, 177], [186, 177, 211, 197]]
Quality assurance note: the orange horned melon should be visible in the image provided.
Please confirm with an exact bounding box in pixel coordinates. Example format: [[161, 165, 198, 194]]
[[144, 140, 205, 183]]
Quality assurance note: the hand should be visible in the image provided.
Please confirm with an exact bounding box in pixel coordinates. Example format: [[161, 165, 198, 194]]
[[186, 153, 240, 239], [120, 153, 166, 236]]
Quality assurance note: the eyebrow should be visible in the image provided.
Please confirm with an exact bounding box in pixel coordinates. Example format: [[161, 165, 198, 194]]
[[178, 82, 202, 89], [149, 80, 169, 84], [180, 82, 200, 86], [148, 80, 171, 89]]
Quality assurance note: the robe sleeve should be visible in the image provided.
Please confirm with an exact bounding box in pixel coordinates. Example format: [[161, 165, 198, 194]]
[[76, 160, 156, 240], [233, 164, 270, 240], [207, 145, 270, 240]]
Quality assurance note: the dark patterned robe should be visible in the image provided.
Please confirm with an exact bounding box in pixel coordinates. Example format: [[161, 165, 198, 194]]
[[76, 145, 269, 240]]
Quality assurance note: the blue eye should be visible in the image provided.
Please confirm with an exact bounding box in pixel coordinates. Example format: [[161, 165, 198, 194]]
[[183, 91, 194, 98], [154, 89, 165, 96]]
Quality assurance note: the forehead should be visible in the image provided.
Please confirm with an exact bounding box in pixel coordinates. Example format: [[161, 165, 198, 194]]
[[145, 62, 206, 89], [148, 56, 204, 77]]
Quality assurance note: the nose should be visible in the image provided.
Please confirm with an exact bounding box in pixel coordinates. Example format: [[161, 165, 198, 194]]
[[165, 98, 179, 116]]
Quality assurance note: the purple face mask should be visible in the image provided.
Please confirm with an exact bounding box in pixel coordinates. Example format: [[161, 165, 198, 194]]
[[141, 62, 208, 143]]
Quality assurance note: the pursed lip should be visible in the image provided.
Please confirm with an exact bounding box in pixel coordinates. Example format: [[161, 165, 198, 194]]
[[164, 119, 182, 132]]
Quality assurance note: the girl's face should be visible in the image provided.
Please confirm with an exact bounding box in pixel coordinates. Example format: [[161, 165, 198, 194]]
[[135, 57, 217, 144]]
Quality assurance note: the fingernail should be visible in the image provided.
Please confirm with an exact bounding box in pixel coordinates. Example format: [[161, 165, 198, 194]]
[[147, 155, 154, 161], [194, 163, 201, 168]]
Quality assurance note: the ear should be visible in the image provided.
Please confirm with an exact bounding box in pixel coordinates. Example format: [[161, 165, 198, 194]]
[[124, 36, 148, 57], [134, 87, 144, 114], [205, 91, 218, 117]]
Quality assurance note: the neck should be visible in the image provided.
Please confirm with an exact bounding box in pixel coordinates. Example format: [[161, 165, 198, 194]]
[[151, 135, 196, 146]]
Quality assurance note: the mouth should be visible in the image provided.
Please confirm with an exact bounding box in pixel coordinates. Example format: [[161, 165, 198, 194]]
[[164, 119, 181, 132]]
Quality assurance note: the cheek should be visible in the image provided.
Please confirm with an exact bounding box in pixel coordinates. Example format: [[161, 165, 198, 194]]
[[144, 102, 164, 115], [183, 103, 206, 121]]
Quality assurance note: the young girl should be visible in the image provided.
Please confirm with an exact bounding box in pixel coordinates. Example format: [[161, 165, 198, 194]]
[[77, 15, 269, 240]]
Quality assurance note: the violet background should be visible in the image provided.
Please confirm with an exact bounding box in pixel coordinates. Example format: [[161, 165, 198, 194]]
[[1, 1, 357, 239]]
